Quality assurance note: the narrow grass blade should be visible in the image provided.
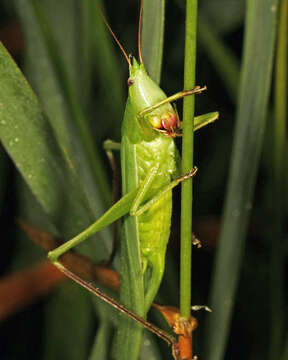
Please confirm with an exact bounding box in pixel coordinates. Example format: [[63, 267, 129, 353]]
[[0, 43, 110, 253], [204, 1, 279, 359], [142, 0, 165, 84]]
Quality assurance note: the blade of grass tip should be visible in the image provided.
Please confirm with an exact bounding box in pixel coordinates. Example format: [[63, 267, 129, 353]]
[[204, 1, 279, 360], [141, 0, 165, 84], [270, 0, 287, 358], [180, 0, 198, 320], [29, 0, 110, 205]]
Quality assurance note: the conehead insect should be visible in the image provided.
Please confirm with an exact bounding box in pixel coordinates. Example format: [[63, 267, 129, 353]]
[[48, 1, 218, 359]]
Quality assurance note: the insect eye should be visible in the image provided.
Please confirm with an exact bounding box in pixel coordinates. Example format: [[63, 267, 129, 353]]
[[149, 115, 162, 129], [127, 78, 134, 86]]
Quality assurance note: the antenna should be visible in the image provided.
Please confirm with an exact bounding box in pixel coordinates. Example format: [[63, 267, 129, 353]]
[[94, 1, 132, 67], [138, 0, 144, 64]]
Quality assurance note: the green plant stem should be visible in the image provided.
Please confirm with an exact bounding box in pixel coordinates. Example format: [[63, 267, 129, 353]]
[[270, 0, 287, 358], [180, 0, 198, 319]]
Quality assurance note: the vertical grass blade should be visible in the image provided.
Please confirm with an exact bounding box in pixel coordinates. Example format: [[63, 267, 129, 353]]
[[204, 1, 279, 359], [270, 0, 287, 358], [180, 0, 198, 320], [142, 0, 165, 84]]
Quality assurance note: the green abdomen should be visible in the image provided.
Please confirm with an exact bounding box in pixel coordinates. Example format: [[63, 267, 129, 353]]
[[121, 135, 177, 268], [138, 191, 172, 260]]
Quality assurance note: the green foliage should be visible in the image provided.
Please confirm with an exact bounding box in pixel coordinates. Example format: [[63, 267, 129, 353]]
[[0, 0, 287, 359]]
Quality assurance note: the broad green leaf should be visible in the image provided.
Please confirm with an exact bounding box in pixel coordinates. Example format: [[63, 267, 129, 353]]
[[0, 43, 102, 242], [0, 42, 113, 356]]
